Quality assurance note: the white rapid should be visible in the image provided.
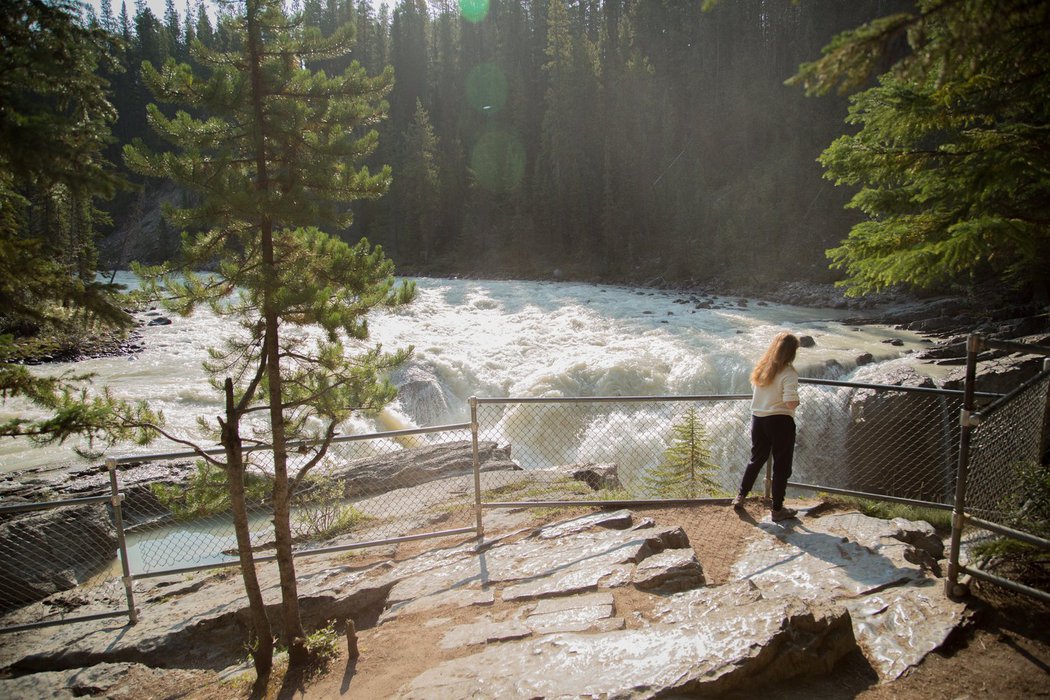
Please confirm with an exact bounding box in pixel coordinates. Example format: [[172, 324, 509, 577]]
[[1, 276, 928, 474]]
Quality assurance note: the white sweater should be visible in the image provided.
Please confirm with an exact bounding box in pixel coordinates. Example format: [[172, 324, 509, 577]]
[[751, 366, 800, 417]]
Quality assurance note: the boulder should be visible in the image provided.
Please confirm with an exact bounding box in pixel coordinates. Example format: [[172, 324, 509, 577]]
[[391, 365, 455, 426], [325, 440, 519, 498], [399, 583, 854, 699], [942, 353, 1046, 394], [545, 462, 621, 491], [0, 503, 116, 611], [833, 364, 956, 503]]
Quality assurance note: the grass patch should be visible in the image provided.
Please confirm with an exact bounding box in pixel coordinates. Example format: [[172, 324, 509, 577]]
[[821, 493, 953, 532]]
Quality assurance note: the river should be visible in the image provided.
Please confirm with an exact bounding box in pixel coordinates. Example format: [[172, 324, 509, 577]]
[[0, 275, 929, 474]]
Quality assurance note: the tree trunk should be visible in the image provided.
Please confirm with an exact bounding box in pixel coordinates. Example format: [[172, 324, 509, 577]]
[[245, 0, 308, 669], [221, 378, 273, 682]]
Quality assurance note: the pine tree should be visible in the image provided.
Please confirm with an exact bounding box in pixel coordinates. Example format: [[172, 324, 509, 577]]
[[100, 0, 115, 33], [395, 99, 440, 265], [1, 0, 125, 345], [790, 0, 1050, 298], [124, 0, 411, 681], [193, 0, 213, 48], [118, 1, 131, 41], [643, 408, 720, 499], [0, 0, 158, 448]]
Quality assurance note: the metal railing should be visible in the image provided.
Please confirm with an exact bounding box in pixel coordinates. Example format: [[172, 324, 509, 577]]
[[946, 335, 1050, 604], [0, 479, 136, 633], [111, 423, 477, 579], [470, 379, 977, 519], [787, 378, 974, 510], [1, 422, 476, 633], [4, 358, 1048, 634]]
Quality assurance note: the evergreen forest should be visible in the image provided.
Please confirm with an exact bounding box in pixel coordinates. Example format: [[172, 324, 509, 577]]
[[85, 0, 910, 287]]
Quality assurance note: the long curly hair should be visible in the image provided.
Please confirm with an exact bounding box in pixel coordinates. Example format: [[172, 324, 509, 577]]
[[750, 331, 799, 387]]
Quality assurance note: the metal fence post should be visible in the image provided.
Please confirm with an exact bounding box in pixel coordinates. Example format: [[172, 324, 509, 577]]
[[106, 458, 138, 624], [1043, 358, 1050, 459], [946, 333, 982, 598], [470, 397, 484, 538]]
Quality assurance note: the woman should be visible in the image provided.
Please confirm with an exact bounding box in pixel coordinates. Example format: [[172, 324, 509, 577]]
[[732, 331, 800, 521]]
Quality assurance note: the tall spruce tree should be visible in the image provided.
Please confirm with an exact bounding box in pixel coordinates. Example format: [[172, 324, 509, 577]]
[[790, 0, 1050, 298], [0, 0, 159, 449], [124, 0, 413, 679]]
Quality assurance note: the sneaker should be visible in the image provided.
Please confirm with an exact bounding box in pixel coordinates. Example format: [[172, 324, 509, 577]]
[[731, 494, 745, 510], [770, 507, 798, 522]]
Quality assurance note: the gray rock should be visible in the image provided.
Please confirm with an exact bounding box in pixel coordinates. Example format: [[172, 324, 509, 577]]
[[547, 462, 622, 491], [730, 510, 968, 681], [941, 353, 1045, 394], [844, 581, 968, 681], [732, 512, 939, 602], [0, 503, 969, 700], [397, 586, 854, 698], [391, 365, 454, 426], [0, 662, 193, 699], [0, 504, 116, 611], [439, 614, 532, 649], [524, 592, 622, 635], [326, 440, 519, 498], [834, 365, 954, 503], [631, 548, 706, 591]]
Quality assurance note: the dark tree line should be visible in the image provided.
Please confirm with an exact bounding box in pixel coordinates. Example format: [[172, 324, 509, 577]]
[[89, 0, 908, 287]]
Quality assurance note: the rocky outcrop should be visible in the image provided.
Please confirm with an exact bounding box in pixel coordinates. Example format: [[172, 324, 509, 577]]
[[390, 364, 455, 426], [832, 365, 959, 503], [0, 503, 116, 611], [542, 462, 621, 491], [0, 504, 968, 697], [402, 583, 854, 699], [325, 440, 519, 498]]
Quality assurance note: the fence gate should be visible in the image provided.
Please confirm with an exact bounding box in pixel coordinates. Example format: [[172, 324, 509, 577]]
[[947, 334, 1050, 603]]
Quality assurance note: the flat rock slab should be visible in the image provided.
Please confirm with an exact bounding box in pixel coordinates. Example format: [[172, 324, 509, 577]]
[[732, 511, 939, 602], [524, 591, 618, 635], [732, 511, 962, 680], [0, 662, 203, 700], [376, 509, 690, 609], [844, 580, 969, 681], [631, 547, 706, 591], [1, 506, 969, 698], [398, 581, 854, 699], [439, 614, 532, 649]]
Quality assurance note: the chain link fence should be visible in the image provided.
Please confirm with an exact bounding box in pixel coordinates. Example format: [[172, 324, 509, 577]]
[[114, 424, 478, 579], [0, 491, 134, 633], [947, 336, 1050, 604], [966, 373, 1050, 522], [472, 380, 971, 511], [791, 379, 966, 507], [7, 358, 1048, 633], [472, 395, 751, 505]]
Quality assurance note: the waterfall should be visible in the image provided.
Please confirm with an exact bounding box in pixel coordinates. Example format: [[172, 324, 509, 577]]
[[1, 276, 929, 475]]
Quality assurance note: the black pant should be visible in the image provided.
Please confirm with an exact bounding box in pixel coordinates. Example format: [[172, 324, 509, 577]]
[[737, 414, 795, 511]]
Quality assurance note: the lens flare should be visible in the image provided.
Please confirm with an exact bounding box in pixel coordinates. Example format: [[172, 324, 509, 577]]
[[466, 62, 508, 114], [459, 0, 489, 23], [470, 126, 525, 193]]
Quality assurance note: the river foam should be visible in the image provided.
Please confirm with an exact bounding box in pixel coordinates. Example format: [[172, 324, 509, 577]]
[[1, 276, 926, 474]]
